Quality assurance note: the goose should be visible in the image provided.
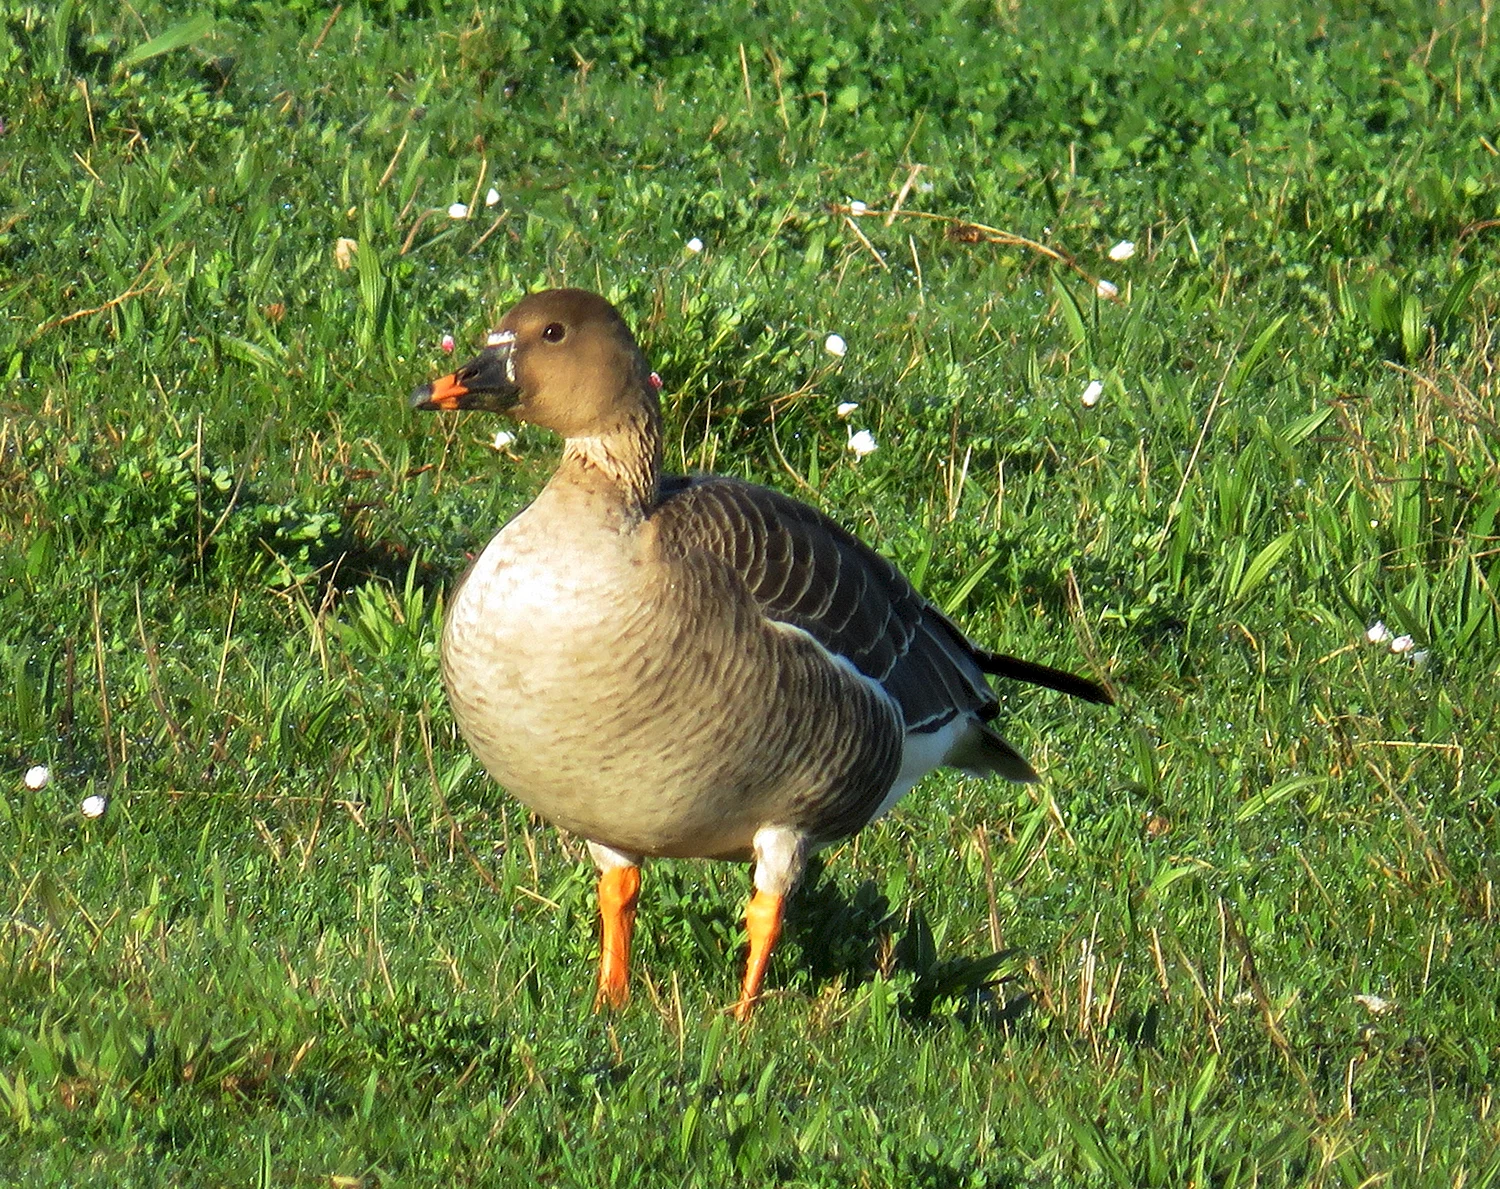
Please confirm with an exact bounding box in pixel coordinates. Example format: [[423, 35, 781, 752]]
[[411, 288, 1111, 1020]]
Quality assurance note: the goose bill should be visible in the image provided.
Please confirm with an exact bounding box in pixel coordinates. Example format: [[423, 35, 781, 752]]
[[410, 348, 520, 412]]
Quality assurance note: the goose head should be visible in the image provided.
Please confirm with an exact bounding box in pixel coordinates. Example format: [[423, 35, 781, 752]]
[[412, 288, 654, 439]]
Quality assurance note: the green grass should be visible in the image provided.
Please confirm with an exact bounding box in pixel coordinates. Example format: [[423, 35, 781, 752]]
[[2, 0, 1498, 1183]]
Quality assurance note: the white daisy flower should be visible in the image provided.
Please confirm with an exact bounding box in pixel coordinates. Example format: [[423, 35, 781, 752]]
[[836, 402, 859, 418], [447, 202, 469, 219], [824, 333, 847, 357], [849, 200, 868, 215], [81, 794, 107, 819], [847, 429, 877, 458], [1366, 621, 1391, 644], [491, 430, 516, 452], [685, 237, 704, 253], [1108, 240, 1136, 261], [1095, 279, 1119, 300], [1390, 634, 1415, 654], [23, 765, 50, 790], [1081, 380, 1104, 407], [485, 188, 501, 207]]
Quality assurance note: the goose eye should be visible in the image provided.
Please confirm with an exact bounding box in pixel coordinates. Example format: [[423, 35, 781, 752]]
[[541, 322, 566, 343]]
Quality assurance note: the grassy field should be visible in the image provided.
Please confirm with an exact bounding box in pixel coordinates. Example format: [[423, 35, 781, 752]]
[[3, 0, 1498, 1183]]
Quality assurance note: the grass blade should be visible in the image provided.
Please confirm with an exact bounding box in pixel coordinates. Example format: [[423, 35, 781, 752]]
[[940, 550, 999, 617], [1232, 529, 1298, 603], [1055, 274, 1088, 352], [119, 16, 217, 69], [1278, 405, 1335, 448], [1228, 313, 1289, 394], [1236, 775, 1324, 824], [1433, 264, 1483, 344]]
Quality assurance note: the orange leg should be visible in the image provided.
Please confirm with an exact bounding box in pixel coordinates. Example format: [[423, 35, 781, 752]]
[[595, 865, 641, 1011], [733, 888, 785, 1022]]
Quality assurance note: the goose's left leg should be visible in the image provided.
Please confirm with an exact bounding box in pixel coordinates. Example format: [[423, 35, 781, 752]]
[[588, 842, 642, 1010]]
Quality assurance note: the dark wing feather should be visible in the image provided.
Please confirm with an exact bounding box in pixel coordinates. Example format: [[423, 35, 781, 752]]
[[652, 475, 1039, 734], [975, 649, 1112, 704]]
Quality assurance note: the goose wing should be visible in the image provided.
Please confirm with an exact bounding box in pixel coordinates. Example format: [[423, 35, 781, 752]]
[[652, 476, 1108, 738]]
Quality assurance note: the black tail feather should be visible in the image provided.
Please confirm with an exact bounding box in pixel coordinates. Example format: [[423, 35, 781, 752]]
[[977, 650, 1114, 704]]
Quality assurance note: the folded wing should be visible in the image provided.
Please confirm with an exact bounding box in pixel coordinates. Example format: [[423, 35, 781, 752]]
[[652, 476, 1109, 749]]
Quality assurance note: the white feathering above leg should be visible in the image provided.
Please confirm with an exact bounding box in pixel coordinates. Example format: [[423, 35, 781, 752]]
[[588, 841, 643, 871], [750, 825, 810, 897]]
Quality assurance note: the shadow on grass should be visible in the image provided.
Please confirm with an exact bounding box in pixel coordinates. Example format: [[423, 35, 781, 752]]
[[786, 857, 1035, 1029]]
